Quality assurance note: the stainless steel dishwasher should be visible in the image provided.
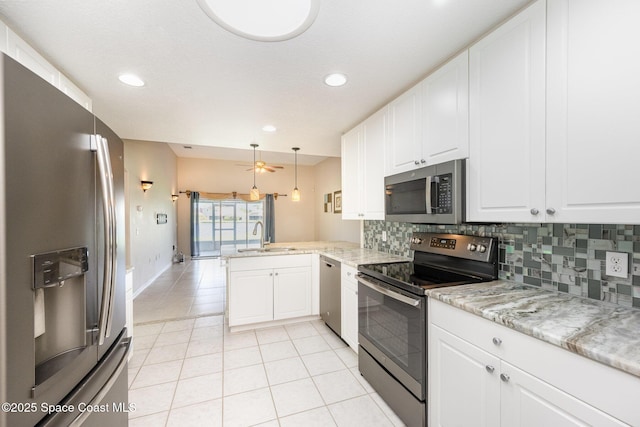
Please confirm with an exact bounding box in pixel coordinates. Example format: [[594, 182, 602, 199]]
[[319, 255, 341, 335]]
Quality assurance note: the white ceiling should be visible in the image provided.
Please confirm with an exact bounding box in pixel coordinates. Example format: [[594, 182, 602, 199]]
[[0, 0, 532, 163]]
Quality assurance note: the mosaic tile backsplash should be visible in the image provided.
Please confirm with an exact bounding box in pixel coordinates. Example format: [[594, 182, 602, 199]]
[[363, 221, 640, 309]]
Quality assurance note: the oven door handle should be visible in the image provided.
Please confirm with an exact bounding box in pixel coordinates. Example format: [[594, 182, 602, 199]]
[[358, 276, 421, 307]]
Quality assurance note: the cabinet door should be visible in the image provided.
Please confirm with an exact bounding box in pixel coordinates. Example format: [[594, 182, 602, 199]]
[[386, 84, 422, 175], [546, 0, 640, 223], [340, 269, 358, 352], [429, 325, 501, 427], [361, 107, 386, 220], [467, 0, 546, 223], [500, 361, 626, 427], [228, 269, 273, 326], [341, 126, 362, 219], [423, 51, 469, 164], [273, 267, 312, 320]]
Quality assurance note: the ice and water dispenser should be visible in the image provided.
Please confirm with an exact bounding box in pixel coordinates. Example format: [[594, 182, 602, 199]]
[[32, 247, 89, 386]]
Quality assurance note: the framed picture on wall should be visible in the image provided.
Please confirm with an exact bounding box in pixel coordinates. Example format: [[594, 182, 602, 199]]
[[324, 193, 332, 212], [334, 190, 342, 214]]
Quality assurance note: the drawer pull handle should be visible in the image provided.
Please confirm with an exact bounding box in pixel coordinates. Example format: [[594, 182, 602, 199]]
[[492, 337, 502, 346], [500, 373, 510, 382], [485, 365, 495, 373]]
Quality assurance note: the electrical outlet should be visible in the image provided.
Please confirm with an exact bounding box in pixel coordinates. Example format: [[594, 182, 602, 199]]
[[605, 251, 628, 278]]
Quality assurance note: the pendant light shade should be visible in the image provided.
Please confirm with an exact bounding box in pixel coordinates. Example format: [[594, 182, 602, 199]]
[[291, 147, 301, 202], [250, 143, 260, 200]]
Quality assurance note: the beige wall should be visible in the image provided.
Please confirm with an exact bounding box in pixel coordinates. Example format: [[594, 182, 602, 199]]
[[176, 157, 317, 254], [123, 141, 360, 291], [313, 157, 360, 243], [124, 140, 178, 294]]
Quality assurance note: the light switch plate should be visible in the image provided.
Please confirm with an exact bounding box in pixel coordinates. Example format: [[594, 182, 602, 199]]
[[605, 251, 628, 278]]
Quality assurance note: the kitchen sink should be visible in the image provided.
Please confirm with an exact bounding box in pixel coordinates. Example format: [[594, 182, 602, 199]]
[[236, 247, 297, 253]]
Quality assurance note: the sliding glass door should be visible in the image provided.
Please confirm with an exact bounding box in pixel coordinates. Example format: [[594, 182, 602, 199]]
[[192, 197, 264, 257]]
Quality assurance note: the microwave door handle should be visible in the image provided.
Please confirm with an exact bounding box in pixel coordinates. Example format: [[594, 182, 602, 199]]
[[358, 276, 421, 307], [425, 175, 439, 214], [425, 176, 432, 214], [431, 176, 440, 213]]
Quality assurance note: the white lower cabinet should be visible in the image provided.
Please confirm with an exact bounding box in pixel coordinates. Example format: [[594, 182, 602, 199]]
[[229, 269, 274, 326], [228, 255, 312, 327], [429, 299, 637, 427], [340, 265, 358, 352], [273, 267, 312, 320]]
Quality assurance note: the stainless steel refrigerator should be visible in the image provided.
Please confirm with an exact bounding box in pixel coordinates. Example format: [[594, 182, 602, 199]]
[[0, 53, 131, 426]]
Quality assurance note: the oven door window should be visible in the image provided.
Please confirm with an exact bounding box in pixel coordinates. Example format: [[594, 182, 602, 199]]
[[358, 279, 425, 385]]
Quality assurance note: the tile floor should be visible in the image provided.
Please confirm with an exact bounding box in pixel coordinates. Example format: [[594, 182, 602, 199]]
[[129, 259, 405, 426], [132, 259, 226, 324]]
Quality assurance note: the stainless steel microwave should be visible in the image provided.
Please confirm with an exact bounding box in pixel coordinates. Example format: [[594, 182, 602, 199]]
[[384, 159, 464, 224]]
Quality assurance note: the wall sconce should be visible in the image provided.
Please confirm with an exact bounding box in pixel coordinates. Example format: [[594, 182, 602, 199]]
[[141, 180, 154, 192], [171, 194, 179, 202]]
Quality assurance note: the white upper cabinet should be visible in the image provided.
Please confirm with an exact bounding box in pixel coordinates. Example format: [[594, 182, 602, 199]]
[[467, 0, 547, 223], [1, 21, 92, 111], [422, 51, 469, 165], [341, 106, 386, 220], [341, 125, 362, 220], [385, 85, 422, 175], [385, 52, 470, 177], [6, 27, 59, 87], [361, 107, 386, 219], [545, 0, 640, 223], [468, 0, 640, 224]]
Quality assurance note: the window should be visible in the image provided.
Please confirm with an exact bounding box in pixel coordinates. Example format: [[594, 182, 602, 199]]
[[193, 198, 264, 257]]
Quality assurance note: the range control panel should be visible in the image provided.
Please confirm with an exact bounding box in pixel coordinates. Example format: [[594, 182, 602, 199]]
[[410, 232, 496, 262], [429, 237, 456, 250]]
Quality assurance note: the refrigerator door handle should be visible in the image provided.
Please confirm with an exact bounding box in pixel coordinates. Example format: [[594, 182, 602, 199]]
[[92, 134, 118, 345], [68, 335, 132, 427]]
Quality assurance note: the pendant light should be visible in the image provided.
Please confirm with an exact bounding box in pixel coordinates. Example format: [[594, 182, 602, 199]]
[[291, 147, 301, 202], [250, 143, 260, 200]]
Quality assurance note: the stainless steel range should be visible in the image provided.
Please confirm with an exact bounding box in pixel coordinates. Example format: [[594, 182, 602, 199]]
[[357, 232, 498, 427]]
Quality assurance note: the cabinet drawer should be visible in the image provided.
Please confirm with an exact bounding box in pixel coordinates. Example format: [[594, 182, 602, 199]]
[[229, 254, 312, 271], [429, 298, 640, 426]]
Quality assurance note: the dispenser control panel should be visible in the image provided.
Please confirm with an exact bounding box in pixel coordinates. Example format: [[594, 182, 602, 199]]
[[32, 247, 89, 288]]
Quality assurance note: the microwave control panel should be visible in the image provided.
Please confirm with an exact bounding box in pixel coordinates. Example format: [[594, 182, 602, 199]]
[[435, 174, 452, 214]]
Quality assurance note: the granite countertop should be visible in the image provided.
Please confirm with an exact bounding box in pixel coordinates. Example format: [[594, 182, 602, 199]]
[[427, 281, 640, 378], [224, 241, 409, 267]]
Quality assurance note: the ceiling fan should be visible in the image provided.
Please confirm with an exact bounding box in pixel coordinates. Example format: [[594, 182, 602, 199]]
[[236, 149, 285, 173], [248, 160, 284, 173]]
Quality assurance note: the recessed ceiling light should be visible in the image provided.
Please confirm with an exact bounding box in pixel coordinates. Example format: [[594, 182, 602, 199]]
[[262, 125, 277, 132], [118, 73, 145, 87], [324, 73, 347, 87], [197, 0, 320, 42]]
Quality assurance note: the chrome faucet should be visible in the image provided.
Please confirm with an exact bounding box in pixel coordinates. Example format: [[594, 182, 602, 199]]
[[252, 221, 264, 248]]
